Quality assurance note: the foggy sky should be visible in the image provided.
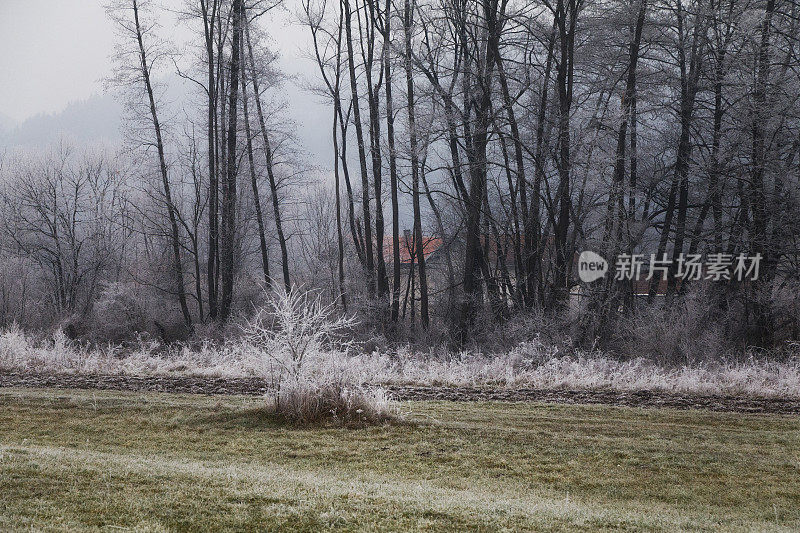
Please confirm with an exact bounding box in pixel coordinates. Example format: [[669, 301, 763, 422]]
[[0, 0, 331, 167], [0, 1, 117, 123]]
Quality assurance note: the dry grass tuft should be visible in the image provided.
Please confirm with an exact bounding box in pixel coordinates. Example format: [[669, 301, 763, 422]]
[[267, 378, 397, 425]]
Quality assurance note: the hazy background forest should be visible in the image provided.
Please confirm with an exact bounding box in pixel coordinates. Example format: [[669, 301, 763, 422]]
[[1, 0, 799, 367]]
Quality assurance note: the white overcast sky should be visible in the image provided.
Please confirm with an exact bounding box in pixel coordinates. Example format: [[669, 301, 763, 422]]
[[0, 1, 321, 121], [0, 0, 118, 122]]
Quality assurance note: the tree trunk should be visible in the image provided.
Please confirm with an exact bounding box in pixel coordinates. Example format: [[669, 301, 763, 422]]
[[245, 19, 291, 293], [666, 2, 704, 299], [132, 0, 192, 327], [491, 18, 528, 306], [343, 0, 375, 296], [749, 0, 777, 346], [201, 0, 219, 320], [457, 0, 498, 341], [218, 0, 242, 322], [552, 0, 577, 309], [404, 0, 429, 329], [586, 0, 645, 341], [382, 0, 402, 322], [362, 0, 389, 301], [241, 48, 271, 288], [530, 22, 557, 308], [332, 100, 347, 311]]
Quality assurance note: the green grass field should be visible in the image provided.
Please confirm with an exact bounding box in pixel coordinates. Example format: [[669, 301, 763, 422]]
[[0, 388, 798, 531]]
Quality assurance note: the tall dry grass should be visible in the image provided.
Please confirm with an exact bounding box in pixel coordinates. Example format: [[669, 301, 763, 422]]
[[2, 314, 799, 400]]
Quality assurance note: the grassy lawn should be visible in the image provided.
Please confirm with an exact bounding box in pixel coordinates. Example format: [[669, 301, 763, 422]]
[[0, 388, 798, 531]]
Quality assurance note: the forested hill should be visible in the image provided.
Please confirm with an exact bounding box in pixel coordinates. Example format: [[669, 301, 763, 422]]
[[0, 94, 123, 149]]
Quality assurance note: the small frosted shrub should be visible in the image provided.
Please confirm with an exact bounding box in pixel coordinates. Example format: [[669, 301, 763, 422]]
[[242, 286, 356, 377], [0, 323, 32, 369], [242, 287, 397, 424]]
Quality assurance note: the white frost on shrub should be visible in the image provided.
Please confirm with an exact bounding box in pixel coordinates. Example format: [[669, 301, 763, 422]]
[[240, 287, 396, 424]]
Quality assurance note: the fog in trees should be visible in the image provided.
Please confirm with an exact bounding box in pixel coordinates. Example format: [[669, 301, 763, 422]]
[[1, 0, 799, 356]]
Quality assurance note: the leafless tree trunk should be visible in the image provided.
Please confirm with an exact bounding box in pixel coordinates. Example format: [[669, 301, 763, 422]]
[[131, 0, 192, 326], [749, 0, 777, 346], [378, 0, 402, 322], [666, 0, 705, 299], [244, 18, 291, 293], [361, 0, 390, 302], [529, 22, 557, 308], [241, 46, 271, 287], [201, 0, 220, 320], [343, 0, 375, 297], [403, 0, 429, 329], [551, 0, 580, 309], [219, 0, 243, 322], [585, 0, 646, 342], [457, 0, 498, 341]]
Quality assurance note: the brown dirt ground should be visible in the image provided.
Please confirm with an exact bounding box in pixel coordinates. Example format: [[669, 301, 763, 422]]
[[1, 370, 798, 414]]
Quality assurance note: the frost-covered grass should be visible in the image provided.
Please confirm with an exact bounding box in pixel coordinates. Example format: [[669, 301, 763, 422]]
[[2, 324, 800, 399], [1, 388, 799, 531], [372, 343, 800, 398]]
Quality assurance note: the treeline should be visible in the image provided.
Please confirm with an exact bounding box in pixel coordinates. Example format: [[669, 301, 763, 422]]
[[302, 0, 800, 347], [1, 0, 799, 350]]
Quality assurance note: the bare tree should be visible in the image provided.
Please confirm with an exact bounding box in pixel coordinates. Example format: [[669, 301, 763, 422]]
[[402, 0, 429, 328], [108, 0, 192, 326], [218, 0, 243, 322], [343, 0, 376, 297], [241, 38, 272, 287]]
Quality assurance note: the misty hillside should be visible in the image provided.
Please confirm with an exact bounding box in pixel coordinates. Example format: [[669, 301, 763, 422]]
[[0, 112, 17, 134], [0, 94, 123, 149]]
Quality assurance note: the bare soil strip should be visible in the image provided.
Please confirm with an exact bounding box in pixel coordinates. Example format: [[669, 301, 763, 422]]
[[1, 371, 798, 414]]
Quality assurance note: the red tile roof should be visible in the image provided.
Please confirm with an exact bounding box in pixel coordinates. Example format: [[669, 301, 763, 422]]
[[383, 235, 443, 264]]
